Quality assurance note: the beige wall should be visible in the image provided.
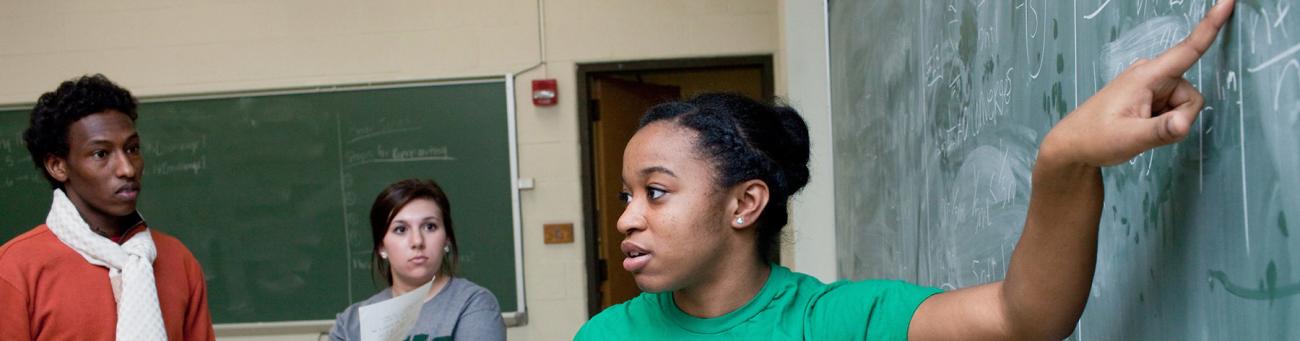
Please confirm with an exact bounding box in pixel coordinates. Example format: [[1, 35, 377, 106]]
[[0, 0, 780, 340], [779, 0, 836, 282]]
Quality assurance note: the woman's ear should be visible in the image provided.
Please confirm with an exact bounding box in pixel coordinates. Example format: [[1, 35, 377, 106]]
[[44, 155, 69, 183], [729, 179, 769, 230]]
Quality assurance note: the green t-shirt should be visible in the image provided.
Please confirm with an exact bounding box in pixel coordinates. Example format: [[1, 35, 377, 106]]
[[575, 265, 941, 340]]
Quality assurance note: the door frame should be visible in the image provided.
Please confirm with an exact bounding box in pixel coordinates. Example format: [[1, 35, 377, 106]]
[[576, 55, 775, 317]]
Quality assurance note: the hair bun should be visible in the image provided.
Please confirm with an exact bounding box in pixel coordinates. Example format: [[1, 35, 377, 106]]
[[771, 104, 811, 195]]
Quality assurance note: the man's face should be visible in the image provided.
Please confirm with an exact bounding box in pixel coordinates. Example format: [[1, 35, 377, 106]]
[[47, 110, 143, 219]]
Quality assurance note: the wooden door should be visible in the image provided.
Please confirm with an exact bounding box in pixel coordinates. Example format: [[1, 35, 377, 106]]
[[591, 78, 680, 309]]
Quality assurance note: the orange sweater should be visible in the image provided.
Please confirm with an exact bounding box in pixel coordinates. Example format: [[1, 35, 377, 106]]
[[0, 224, 214, 340]]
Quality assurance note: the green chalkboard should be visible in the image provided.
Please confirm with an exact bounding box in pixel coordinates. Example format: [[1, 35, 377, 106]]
[[0, 79, 521, 324], [831, 0, 1297, 339]]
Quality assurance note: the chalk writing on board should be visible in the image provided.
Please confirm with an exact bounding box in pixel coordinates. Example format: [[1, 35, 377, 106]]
[[1248, 55, 1300, 110], [1083, 0, 1113, 19], [351, 256, 371, 270], [2, 153, 20, 169], [344, 146, 454, 169], [1101, 16, 1188, 82], [1, 133, 38, 188], [348, 126, 423, 145], [834, 0, 1300, 339], [1022, 0, 1050, 80], [347, 118, 420, 144], [144, 136, 206, 157], [1209, 260, 1300, 301], [1, 174, 40, 189], [147, 157, 207, 176]]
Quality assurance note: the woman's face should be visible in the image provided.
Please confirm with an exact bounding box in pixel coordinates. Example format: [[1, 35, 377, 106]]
[[380, 198, 448, 288], [617, 122, 733, 293]]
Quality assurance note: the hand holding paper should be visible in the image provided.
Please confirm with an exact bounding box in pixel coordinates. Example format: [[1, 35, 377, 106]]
[[359, 278, 435, 341]]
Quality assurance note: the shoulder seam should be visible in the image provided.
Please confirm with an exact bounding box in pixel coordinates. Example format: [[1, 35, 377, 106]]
[[0, 226, 50, 261]]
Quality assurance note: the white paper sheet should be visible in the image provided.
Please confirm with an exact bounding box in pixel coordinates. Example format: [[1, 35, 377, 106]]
[[359, 278, 435, 341]]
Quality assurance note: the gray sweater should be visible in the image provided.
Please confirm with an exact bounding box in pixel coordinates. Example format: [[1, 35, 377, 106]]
[[329, 277, 506, 341]]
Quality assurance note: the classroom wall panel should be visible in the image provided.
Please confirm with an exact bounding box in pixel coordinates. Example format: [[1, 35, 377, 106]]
[[780, 0, 837, 283]]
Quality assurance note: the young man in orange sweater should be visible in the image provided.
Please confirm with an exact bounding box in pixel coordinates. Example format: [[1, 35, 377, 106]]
[[0, 74, 214, 340]]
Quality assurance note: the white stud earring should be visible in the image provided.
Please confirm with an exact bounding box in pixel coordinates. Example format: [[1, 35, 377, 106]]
[[379, 251, 388, 259], [444, 245, 450, 253], [736, 217, 745, 225]]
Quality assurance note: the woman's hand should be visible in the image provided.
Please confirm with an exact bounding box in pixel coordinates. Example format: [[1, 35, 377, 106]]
[[1041, 0, 1235, 168]]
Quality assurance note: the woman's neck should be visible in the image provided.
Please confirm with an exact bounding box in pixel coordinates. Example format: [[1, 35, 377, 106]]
[[673, 257, 771, 318], [392, 273, 452, 301]]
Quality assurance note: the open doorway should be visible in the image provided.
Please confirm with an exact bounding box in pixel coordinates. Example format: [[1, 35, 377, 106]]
[[577, 55, 774, 317]]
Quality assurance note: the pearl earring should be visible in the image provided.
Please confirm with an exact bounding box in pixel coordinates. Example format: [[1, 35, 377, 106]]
[[379, 251, 388, 259], [736, 217, 745, 225], [444, 245, 450, 253]]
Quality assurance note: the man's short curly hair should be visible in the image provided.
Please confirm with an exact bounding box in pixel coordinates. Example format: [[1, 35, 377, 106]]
[[22, 74, 138, 188]]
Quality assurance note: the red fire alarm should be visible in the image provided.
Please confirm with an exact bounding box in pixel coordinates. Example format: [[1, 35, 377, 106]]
[[532, 79, 558, 106]]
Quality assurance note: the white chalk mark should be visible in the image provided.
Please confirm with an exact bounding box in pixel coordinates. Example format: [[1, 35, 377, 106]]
[[1002, 146, 1013, 200], [1074, 0, 1080, 108], [1277, 2, 1291, 28], [334, 114, 354, 300], [1024, 0, 1048, 79], [1100, 16, 1189, 82], [347, 127, 422, 144], [1083, 0, 1112, 19], [1197, 60, 1202, 96], [1246, 43, 1300, 73], [927, 75, 945, 87], [1236, 15, 1251, 256], [345, 156, 456, 169], [1250, 15, 1259, 55], [1145, 148, 1156, 177], [1263, 10, 1274, 45], [1200, 105, 1215, 192], [1093, 60, 1101, 92], [916, 0, 928, 280], [1273, 60, 1300, 111], [1217, 67, 1226, 99]]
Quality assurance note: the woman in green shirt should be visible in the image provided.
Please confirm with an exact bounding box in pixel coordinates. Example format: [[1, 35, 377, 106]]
[[577, 1, 1235, 339]]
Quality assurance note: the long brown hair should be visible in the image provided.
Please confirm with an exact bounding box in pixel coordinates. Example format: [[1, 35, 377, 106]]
[[369, 178, 459, 287]]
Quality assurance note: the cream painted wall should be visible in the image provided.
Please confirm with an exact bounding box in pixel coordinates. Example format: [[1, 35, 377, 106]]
[[779, 0, 836, 282], [0, 1, 779, 340]]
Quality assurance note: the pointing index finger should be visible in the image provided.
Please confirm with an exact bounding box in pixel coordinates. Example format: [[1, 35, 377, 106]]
[[1149, 0, 1236, 76]]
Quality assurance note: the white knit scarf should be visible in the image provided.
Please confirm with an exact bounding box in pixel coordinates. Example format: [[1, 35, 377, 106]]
[[45, 189, 167, 341]]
